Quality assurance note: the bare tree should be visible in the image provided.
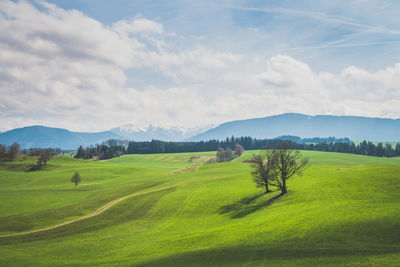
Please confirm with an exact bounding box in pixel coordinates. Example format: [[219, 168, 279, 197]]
[[250, 149, 276, 194], [8, 142, 20, 161], [71, 171, 81, 186], [234, 144, 245, 157], [37, 150, 51, 167], [225, 147, 233, 161], [216, 147, 233, 162], [216, 146, 225, 162], [269, 142, 309, 195], [0, 144, 6, 160], [250, 142, 309, 195]]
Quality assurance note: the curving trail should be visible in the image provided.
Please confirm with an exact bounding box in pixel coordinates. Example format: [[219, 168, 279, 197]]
[[0, 185, 176, 238], [0, 174, 230, 238]]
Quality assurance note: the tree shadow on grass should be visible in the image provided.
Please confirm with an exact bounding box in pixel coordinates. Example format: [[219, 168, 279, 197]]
[[132, 245, 399, 267], [218, 192, 283, 219]]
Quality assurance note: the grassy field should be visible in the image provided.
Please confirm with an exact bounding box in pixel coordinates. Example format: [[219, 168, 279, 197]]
[[0, 150, 399, 266]]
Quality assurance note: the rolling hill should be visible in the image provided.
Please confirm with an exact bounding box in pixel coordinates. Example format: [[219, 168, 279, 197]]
[[3, 113, 400, 150], [0, 151, 399, 266], [189, 113, 400, 142], [0, 126, 122, 150]]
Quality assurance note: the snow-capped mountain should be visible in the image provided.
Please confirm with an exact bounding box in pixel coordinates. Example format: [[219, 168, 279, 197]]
[[110, 124, 215, 141]]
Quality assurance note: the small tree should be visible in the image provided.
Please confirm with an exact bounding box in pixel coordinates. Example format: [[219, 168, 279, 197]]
[[270, 142, 309, 195], [216, 147, 234, 162], [216, 147, 225, 162], [224, 147, 233, 161], [0, 144, 6, 161], [71, 171, 81, 186], [250, 149, 276, 194], [37, 150, 51, 167], [234, 144, 245, 157], [8, 142, 20, 161]]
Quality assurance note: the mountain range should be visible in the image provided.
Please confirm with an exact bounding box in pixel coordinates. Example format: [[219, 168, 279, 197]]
[[0, 124, 211, 150], [189, 113, 400, 142], [0, 126, 121, 150], [110, 124, 213, 142], [1, 113, 400, 149]]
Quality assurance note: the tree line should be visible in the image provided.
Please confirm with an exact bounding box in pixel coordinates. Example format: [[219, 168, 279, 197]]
[[74, 144, 125, 160], [125, 137, 299, 154], [120, 137, 400, 158], [21, 148, 61, 156], [75, 137, 400, 159], [302, 140, 400, 157], [0, 142, 21, 161], [276, 135, 351, 144], [2, 136, 400, 164], [0, 142, 61, 171], [0, 143, 62, 162]]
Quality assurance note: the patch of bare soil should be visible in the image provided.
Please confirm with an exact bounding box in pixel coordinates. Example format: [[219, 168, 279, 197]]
[[171, 165, 200, 174], [242, 160, 257, 163]]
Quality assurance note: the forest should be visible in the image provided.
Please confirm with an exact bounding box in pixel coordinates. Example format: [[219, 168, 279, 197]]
[[72, 137, 400, 159]]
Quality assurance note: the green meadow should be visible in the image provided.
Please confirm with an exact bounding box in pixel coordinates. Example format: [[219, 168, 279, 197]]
[[0, 150, 399, 266]]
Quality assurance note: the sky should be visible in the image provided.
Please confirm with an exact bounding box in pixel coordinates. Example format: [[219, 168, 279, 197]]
[[1, 0, 400, 132]]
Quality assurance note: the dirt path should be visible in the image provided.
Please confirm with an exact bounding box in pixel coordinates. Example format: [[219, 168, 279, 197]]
[[0, 185, 175, 238], [0, 174, 231, 238]]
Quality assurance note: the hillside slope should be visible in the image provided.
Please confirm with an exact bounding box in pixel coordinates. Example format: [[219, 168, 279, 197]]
[[189, 113, 400, 141], [0, 151, 399, 266]]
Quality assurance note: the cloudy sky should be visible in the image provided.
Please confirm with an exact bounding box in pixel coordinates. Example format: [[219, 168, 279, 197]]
[[1, 0, 400, 132]]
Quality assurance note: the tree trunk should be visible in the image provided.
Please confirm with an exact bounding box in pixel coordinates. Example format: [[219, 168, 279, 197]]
[[264, 183, 271, 194], [281, 178, 287, 195]]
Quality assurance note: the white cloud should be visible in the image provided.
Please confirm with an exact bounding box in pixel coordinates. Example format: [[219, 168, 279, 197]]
[[0, 0, 399, 132], [112, 17, 163, 35]]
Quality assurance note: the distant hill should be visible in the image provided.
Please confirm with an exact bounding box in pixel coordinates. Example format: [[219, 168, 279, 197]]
[[0, 126, 122, 150], [188, 113, 400, 142], [110, 124, 213, 141], [3, 114, 400, 149]]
